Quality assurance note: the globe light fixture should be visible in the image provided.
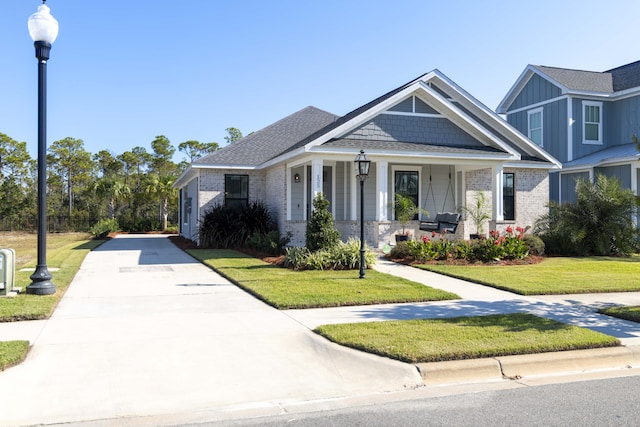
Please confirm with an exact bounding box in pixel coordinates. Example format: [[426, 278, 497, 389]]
[[26, 1, 59, 295]]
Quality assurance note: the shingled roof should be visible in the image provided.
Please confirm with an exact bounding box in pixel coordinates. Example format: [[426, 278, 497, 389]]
[[194, 106, 338, 166], [533, 65, 613, 92], [533, 60, 640, 94]]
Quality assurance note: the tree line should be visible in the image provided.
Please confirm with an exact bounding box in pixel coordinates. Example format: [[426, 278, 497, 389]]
[[0, 128, 242, 232]]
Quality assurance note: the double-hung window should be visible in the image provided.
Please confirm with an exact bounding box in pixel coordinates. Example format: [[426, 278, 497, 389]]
[[527, 108, 543, 146], [583, 101, 602, 144], [225, 174, 249, 208]]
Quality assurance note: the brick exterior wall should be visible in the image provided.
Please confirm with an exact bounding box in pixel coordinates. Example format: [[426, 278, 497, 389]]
[[198, 169, 266, 217], [266, 165, 286, 236], [464, 167, 548, 237]]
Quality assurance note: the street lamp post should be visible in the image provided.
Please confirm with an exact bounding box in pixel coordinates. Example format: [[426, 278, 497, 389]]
[[354, 150, 370, 279], [26, 1, 59, 295]]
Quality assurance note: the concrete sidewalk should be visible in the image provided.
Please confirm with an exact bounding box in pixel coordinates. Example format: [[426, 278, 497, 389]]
[[0, 236, 421, 426], [2, 236, 640, 425]]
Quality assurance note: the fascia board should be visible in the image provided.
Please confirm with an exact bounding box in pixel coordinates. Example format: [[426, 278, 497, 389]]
[[173, 166, 195, 189], [503, 161, 559, 170], [309, 145, 515, 162], [415, 80, 521, 158], [189, 163, 259, 171]]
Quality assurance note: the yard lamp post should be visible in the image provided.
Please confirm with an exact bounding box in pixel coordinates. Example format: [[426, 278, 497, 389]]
[[354, 150, 370, 279], [26, 1, 59, 295]]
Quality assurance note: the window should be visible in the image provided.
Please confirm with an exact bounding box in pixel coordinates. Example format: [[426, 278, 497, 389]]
[[394, 171, 419, 220], [225, 174, 249, 208], [503, 173, 515, 221], [583, 101, 602, 144], [527, 108, 543, 146]]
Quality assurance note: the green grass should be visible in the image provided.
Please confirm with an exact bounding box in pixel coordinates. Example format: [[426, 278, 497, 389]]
[[599, 306, 640, 323], [0, 233, 103, 321], [315, 313, 620, 363], [416, 256, 640, 295], [188, 249, 459, 309], [0, 340, 29, 371]]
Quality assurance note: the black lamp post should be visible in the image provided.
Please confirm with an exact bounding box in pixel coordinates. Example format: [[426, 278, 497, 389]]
[[354, 150, 370, 279], [26, 1, 59, 295]]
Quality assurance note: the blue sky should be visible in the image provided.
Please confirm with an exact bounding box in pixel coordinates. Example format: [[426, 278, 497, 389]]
[[1, 1, 638, 163]]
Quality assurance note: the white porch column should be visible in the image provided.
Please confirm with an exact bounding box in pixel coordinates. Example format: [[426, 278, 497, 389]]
[[377, 161, 388, 221], [311, 159, 323, 207], [350, 162, 357, 220], [492, 165, 504, 221], [286, 166, 294, 221]]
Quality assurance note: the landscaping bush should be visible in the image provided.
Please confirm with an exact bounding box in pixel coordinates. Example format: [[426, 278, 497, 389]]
[[283, 239, 376, 270], [90, 218, 119, 239], [535, 174, 639, 256], [306, 193, 341, 252], [246, 230, 291, 255], [199, 201, 274, 248], [522, 234, 545, 256], [389, 241, 412, 259]]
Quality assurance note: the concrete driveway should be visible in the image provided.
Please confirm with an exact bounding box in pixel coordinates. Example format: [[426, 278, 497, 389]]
[[0, 235, 421, 426]]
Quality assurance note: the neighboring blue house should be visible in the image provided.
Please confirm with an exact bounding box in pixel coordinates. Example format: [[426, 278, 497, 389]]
[[175, 70, 559, 248], [497, 61, 640, 204]]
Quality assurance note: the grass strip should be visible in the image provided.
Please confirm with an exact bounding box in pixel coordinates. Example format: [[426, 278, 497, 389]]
[[599, 306, 640, 323], [315, 313, 620, 363], [0, 341, 29, 371], [189, 249, 459, 309], [416, 256, 640, 295], [0, 233, 102, 322]]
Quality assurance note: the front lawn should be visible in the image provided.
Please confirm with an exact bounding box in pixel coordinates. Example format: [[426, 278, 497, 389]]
[[417, 256, 640, 295], [599, 306, 640, 323], [315, 313, 620, 363], [0, 341, 29, 371], [189, 249, 459, 309]]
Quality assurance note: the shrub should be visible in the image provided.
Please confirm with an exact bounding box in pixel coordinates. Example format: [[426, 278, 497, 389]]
[[90, 218, 119, 239], [522, 234, 545, 256], [199, 201, 273, 248], [284, 239, 376, 270], [306, 193, 341, 252], [389, 241, 412, 259], [246, 231, 292, 255], [535, 175, 639, 256]]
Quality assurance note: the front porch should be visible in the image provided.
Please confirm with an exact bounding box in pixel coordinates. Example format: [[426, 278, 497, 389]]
[[284, 158, 535, 248]]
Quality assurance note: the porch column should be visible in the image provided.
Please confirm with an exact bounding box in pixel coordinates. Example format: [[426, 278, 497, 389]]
[[377, 160, 388, 221], [492, 165, 504, 222], [286, 166, 292, 220], [311, 159, 323, 208], [350, 162, 357, 220]]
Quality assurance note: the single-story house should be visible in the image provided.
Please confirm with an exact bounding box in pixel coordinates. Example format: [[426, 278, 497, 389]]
[[174, 69, 560, 248]]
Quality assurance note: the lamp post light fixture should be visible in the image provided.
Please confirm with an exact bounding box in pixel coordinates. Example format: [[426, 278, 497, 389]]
[[354, 150, 370, 279], [26, 1, 59, 295]]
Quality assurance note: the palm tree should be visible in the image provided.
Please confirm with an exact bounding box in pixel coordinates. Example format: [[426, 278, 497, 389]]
[[144, 174, 177, 231], [94, 178, 131, 219]]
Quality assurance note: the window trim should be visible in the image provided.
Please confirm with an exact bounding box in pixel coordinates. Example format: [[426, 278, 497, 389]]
[[503, 172, 515, 221], [582, 100, 603, 145], [390, 165, 423, 221], [224, 174, 249, 208], [527, 107, 544, 147]]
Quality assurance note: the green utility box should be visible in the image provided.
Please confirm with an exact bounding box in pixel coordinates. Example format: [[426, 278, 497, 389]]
[[0, 248, 16, 296]]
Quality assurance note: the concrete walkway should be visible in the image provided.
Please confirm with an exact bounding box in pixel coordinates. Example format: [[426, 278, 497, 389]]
[[2, 235, 640, 425]]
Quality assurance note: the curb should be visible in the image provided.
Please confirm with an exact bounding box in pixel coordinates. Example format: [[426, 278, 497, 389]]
[[416, 346, 639, 385]]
